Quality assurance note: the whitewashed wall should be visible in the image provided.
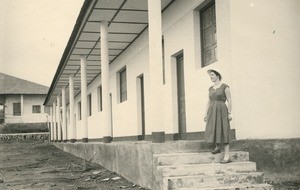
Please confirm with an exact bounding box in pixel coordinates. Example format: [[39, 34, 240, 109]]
[[5, 94, 48, 123], [230, 0, 300, 139], [4, 95, 22, 123], [22, 95, 48, 123]]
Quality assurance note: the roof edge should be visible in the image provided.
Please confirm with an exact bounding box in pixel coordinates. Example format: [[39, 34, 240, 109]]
[[0, 72, 49, 89], [43, 0, 96, 106]]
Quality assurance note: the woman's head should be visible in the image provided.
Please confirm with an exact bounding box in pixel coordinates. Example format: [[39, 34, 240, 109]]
[[208, 69, 222, 81]]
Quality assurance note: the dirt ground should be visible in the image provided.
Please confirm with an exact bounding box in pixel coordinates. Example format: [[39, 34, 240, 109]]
[[0, 141, 299, 190], [0, 141, 147, 190]]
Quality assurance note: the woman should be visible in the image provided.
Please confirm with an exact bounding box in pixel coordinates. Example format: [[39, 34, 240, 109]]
[[204, 69, 232, 164]]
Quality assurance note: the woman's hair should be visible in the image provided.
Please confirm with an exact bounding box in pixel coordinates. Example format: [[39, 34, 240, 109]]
[[209, 70, 222, 81]]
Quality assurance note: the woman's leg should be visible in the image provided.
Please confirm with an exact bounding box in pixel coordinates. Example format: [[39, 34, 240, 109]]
[[223, 143, 230, 160], [211, 143, 221, 154]]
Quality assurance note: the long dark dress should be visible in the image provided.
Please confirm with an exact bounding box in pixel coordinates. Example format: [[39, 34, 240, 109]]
[[204, 83, 231, 144]]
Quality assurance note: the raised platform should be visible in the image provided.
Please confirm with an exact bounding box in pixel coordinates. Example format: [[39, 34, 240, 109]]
[[52, 140, 250, 189], [53, 138, 300, 189]]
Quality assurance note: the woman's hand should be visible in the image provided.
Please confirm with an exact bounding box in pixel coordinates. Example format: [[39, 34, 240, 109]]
[[228, 113, 233, 121]]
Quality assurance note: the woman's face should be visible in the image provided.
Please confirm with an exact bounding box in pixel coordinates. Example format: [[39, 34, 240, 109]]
[[209, 72, 219, 82]]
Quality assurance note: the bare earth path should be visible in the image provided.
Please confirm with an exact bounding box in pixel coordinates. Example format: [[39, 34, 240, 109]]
[[0, 141, 145, 190]]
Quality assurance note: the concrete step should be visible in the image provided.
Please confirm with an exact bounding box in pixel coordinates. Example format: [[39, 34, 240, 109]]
[[158, 162, 257, 177], [179, 183, 274, 190], [152, 140, 213, 154], [154, 151, 249, 166], [151, 140, 247, 154], [166, 172, 265, 190]]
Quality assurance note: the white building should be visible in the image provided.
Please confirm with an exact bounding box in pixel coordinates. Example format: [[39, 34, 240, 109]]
[[0, 72, 49, 124], [44, 0, 300, 143]]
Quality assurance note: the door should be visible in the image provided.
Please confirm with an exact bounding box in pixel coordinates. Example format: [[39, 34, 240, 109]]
[[0, 104, 4, 124], [176, 55, 187, 140], [74, 114, 77, 139], [110, 93, 113, 138], [137, 75, 145, 140]]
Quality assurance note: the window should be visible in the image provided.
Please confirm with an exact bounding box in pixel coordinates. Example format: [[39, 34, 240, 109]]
[[200, 1, 217, 67], [67, 109, 70, 124], [32, 105, 41, 113], [0, 105, 4, 123], [88, 94, 92, 116], [13, 103, 21, 116], [119, 68, 127, 103], [78, 102, 81, 120], [98, 86, 103, 111]]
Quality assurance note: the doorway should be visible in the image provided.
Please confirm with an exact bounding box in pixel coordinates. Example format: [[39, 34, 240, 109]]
[[137, 74, 145, 140], [0, 104, 4, 124], [110, 93, 113, 138], [176, 54, 187, 140]]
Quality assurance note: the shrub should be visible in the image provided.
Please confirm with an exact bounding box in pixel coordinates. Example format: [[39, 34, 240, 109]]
[[0, 123, 49, 134]]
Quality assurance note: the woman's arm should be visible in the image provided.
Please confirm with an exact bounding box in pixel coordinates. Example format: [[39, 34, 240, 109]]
[[204, 97, 210, 122], [225, 87, 232, 120], [225, 87, 232, 113]]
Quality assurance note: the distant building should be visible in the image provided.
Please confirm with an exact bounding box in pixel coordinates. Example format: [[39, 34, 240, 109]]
[[0, 72, 49, 124]]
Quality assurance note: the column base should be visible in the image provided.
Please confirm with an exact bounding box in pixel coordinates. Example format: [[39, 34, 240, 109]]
[[70, 139, 76, 143], [103, 136, 112, 143], [82, 138, 88, 143], [138, 135, 145, 141], [63, 140, 68, 143], [152, 131, 165, 143]]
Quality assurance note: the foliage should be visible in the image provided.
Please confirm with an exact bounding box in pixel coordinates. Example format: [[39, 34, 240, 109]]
[[0, 123, 49, 134]]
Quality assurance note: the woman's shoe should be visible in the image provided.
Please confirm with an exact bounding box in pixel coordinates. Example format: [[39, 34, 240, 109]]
[[220, 159, 231, 164], [211, 148, 221, 154]]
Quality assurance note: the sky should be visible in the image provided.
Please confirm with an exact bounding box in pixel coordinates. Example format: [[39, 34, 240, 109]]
[[0, 0, 84, 87]]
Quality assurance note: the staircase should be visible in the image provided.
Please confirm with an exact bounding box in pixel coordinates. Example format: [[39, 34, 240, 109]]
[[153, 148, 273, 190]]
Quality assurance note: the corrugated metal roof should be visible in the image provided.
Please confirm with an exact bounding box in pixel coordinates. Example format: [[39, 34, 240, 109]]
[[44, 0, 174, 106], [0, 72, 49, 95]]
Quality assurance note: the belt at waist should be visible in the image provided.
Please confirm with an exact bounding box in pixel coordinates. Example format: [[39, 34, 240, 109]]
[[210, 101, 225, 103]]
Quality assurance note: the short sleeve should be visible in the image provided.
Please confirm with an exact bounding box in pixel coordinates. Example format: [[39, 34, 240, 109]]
[[223, 84, 230, 89]]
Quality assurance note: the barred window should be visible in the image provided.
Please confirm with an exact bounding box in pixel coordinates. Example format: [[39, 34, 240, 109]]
[[98, 86, 103, 111], [13, 103, 21, 116], [78, 101, 81, 120], [200, 1, 217, 67], [88, 94, 92, 116], [119, 68, 127, 103], [32, 105, 41, 113]]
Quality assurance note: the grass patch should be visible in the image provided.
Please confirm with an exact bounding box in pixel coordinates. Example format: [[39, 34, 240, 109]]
[[0, 123, 49, 134]]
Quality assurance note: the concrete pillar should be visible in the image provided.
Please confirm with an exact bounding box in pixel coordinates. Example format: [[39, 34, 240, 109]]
[[46, 113, 50, 128], [57, 96, 61, 142], [69, 75, 76, 143], [50, 107, 53, 142], [53, 102, 57, 142], [62, 87, 67, 142], [147, 0, 165, 142], [100, 20, 112, 143], [80, 56, 88, 143]]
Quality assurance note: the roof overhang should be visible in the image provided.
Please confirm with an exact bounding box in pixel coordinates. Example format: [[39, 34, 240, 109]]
[[44, 0, 174, 106]]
